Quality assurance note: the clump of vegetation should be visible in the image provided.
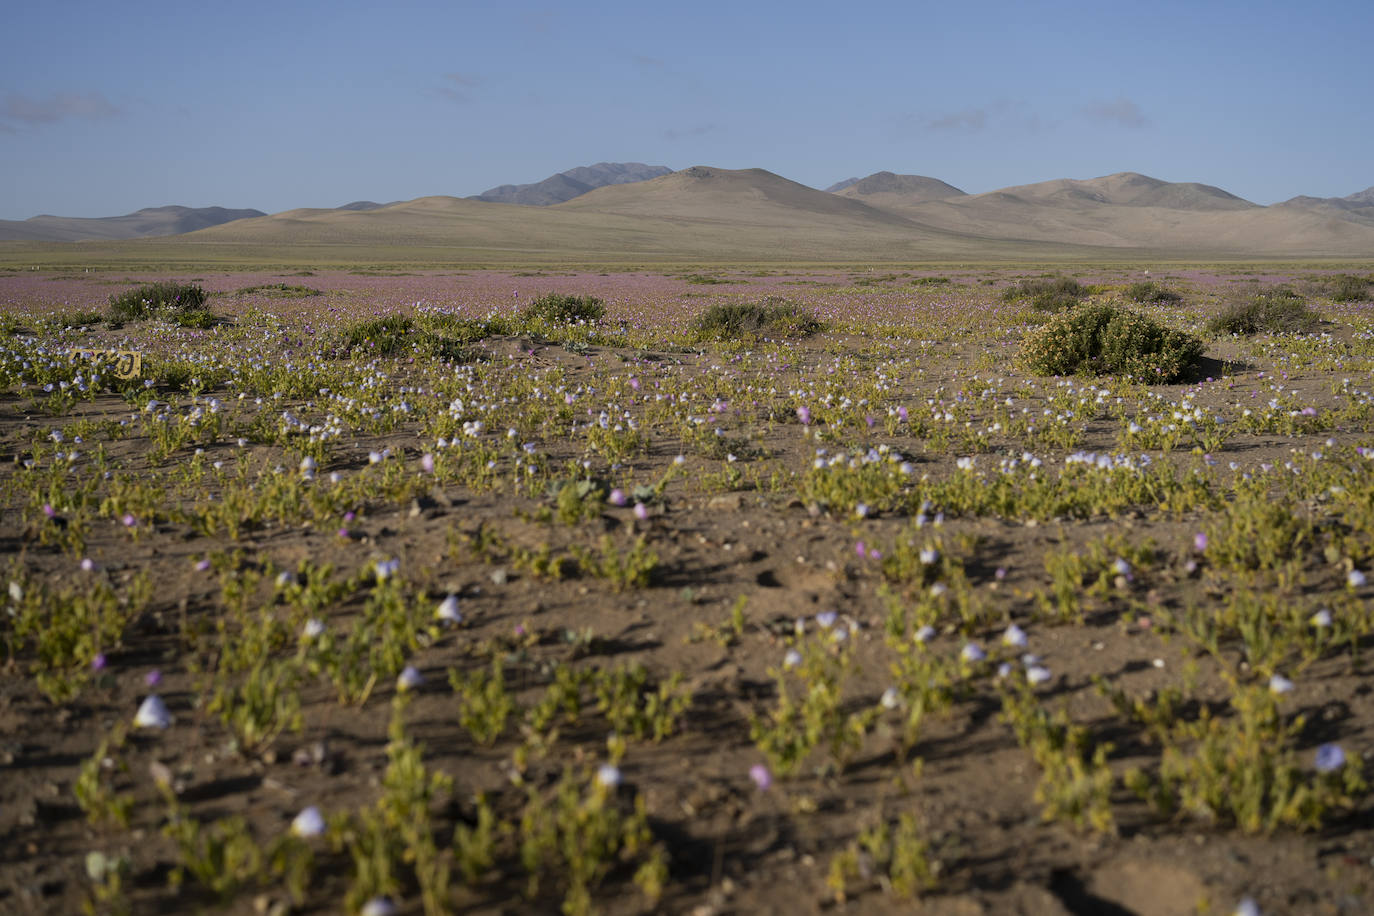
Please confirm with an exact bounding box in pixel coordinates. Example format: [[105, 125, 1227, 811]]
[[520, 293, 605, 325], [1001, 277, 1087, 312], [682, 273, 730, 285], [107, 281, 214, 328], [1125, 281, 1182, 303], [1321, 274, 1372, 302], [688, 297, 824, 342], [1021, 301, 1204, 382], [56, 309, 106, 327], [336, 316, 415, 356], [852, 273, 901, 287], [235, 284, 321, 298], [1207, 287, 1322, 336], [333, 314, 480, 360]]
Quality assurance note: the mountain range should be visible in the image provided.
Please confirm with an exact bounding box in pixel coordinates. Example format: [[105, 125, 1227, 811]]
[[3, 164, 1372, 259], [0, 206, 266, 243]]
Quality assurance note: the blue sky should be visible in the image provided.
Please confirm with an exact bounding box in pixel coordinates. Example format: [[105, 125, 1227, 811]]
[[3, 0, 1371, 219]]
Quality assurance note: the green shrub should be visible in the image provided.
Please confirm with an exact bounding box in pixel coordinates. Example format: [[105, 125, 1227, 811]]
[[1125, 281, 1182, 303], [414, 312, 493, 344], [1021, 301, 1203, 382], [336, 316, 415, 356], [55, 309, 106, 327], [334, 314, 485, 361], [175, 309, 217, 329], [107, 281, 211, 325], [1207, 287, 1322, 336], [520, 293, 605, 325], [689, 298, 824, 342], [1323, 274, 1371, 302], [1001, 278, 1087, 312]]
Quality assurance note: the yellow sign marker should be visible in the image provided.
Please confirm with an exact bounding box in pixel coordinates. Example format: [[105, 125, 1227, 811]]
[[69, 348, 143, 380]]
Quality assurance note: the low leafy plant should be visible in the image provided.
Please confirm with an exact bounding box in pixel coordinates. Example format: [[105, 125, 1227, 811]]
[[827, 813, 939, 903], [74, 724, 134, 829], [570, 535, 660, 591], [1207, 287, 1322, 335], [1122, 680, 1367, 833], [332, 697, 453, 915], [451, 657, 517, 746], [1020, 301, 1204, 382], [1001, 680, 1115, 833], [591, 664, 690, 742], [517, 765, 665, 915]]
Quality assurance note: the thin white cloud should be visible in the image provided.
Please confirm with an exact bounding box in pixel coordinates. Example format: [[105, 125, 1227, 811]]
[[927, 107, 991, 131], [920, 100, 1038, 133], [1083, 97, 1147, 127], [663, 123, 717, 141], [2, 90, 121, 127], [434, 73, 480, 105], [521, 9, 555, 34]]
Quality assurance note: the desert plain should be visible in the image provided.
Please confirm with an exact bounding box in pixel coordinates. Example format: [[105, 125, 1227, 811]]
[[1, 256, 1373, 916]]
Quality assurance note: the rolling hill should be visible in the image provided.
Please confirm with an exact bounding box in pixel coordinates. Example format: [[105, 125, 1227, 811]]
[[469, 162, 673, 206], [831, 172, 967, 207], [0, 205, 265, 242], [1272, 187, 1374, 227]]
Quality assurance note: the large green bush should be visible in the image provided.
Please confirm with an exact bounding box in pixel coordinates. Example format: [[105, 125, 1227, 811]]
[[1206, 287, 1321, 336], [689, 298, 823, 342], [520, 293, 605, 325], [107, 281, 212, 327], [1020, 302, 1204, 382]]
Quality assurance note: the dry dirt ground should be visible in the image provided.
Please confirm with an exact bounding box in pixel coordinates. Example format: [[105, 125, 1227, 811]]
[[1, 267, 1372, 915]]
